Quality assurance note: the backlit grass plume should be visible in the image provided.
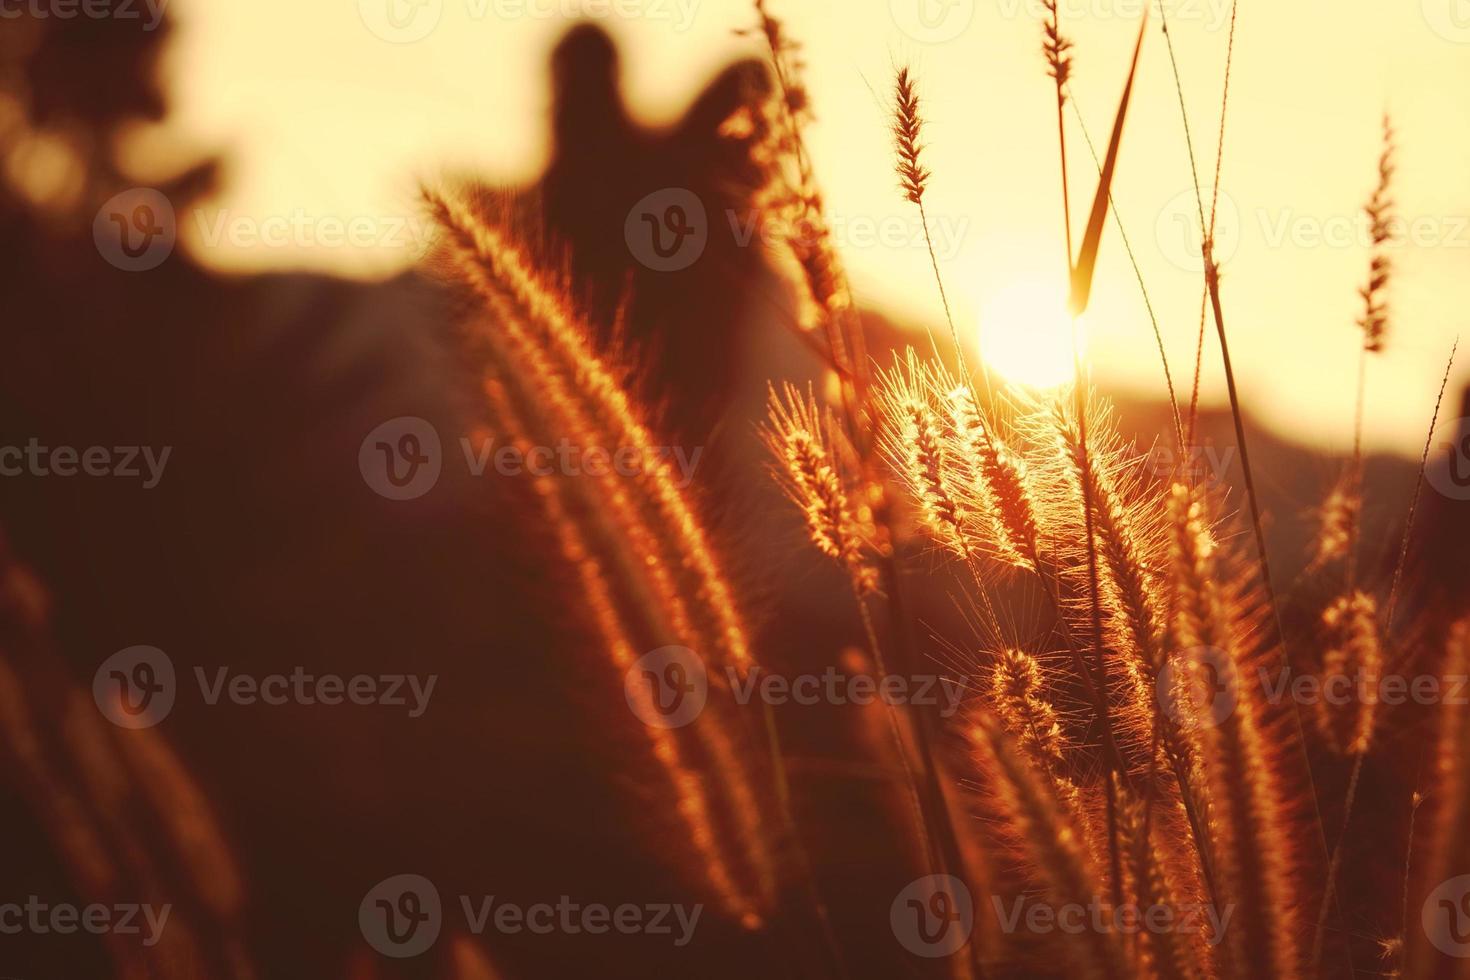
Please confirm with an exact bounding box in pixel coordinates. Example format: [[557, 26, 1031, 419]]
[[1405, 617, 1470, 980], [987, 648, 1080, 813], [425, 186, 777, 927], [1358, 115, 1396, 354], [1049, 396, 1169, 752], [406, 7, 1469, 977], [970, 715, 1130, 980], [876, 355, 1041, 571], [1314, 590, 1384, 756], [1165, 483, 1304, 979], [762, 382, 879, 593], [1042, 0, 1075, 91], [892, 67, 929, 206]]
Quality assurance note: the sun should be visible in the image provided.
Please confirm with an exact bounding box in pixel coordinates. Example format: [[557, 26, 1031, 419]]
[[975, 279, 1085, 389]]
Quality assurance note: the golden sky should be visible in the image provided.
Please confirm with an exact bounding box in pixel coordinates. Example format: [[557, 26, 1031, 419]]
[[142, 0, 1470, 456]]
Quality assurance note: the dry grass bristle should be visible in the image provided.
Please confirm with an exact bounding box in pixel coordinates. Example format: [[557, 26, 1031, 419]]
[[970, 715, 1131, 980], [1116, 780, 1206, 980], [1358, 114, 1396, 353], [989, 649, 1069, 774], [426, 187, 776, 926], [1311, 475, 1359, 570], [763, 382, 878, 592], [875, 357, 971, 559], [1042, 0, 1075, 92], [1314, 590, 1384, 756], [892, 67, 929, 205], [425, 187, 753, 670], [946, 379, 1043, 571], [878, 356, 1045, 571], [1165, 483, 1302, 979], [1405, 617, 1470, 980], [1049, 396, 1168, 708]]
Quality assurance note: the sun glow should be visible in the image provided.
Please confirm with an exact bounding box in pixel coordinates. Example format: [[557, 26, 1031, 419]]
[[976, 280, 1085, 390]]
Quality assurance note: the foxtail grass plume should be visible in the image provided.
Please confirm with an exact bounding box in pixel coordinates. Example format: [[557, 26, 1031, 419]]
[[1042, 0, 1074, 92], [892, 67, 930, 205], [1166, 483, 1302, 978], [1311, 474, 1359, 569], [1314, 590, 1384, 756], [763, 383, 879, 593], [946, 381, 1041, 570], [877, 356, 1042, 570], [989, 649, 1071, 784], [1116, 779, 1203, 980], [1358, 115, 1396, 353], [1406, 617, 1470, 980], [970, 715, 1131, 980], [1050, 398, 1168, 736], [426, 187, 776, 926]]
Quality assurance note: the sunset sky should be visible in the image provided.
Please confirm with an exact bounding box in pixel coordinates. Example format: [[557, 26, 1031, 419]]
[[141, 0, 1470, 456]]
